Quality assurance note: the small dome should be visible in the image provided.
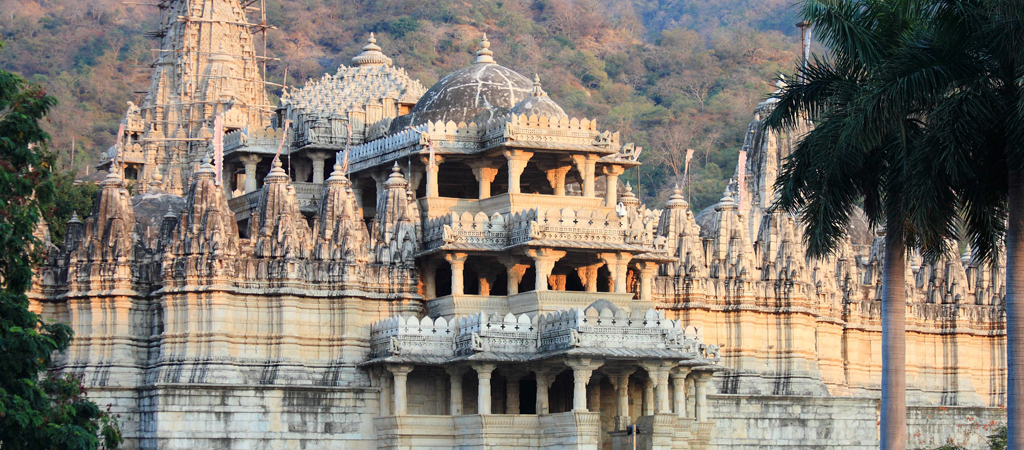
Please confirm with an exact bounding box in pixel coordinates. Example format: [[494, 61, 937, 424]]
[[389, 35, 533, 131], [509, 75, 567, 118], [351, 33, 393, 67]]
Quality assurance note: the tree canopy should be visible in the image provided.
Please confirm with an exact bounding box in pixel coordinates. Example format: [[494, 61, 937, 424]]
[[0, 40, 122, 450]]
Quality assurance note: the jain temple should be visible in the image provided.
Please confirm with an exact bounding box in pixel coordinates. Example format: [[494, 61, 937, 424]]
[[28, 0, 1009, 448]]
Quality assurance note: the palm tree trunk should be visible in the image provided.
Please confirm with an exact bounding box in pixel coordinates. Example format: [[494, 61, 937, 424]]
[[1007, 172, 1024, 449], [881, 230, 907, 450]]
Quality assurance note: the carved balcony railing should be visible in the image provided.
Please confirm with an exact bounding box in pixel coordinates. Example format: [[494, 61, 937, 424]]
[[367, 306, 720, 363], [420, 206, 667, 255]]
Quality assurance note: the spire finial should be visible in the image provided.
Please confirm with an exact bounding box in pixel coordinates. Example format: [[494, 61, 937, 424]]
[[474, 33, 495, 65], [531, 73, 546, 97], [352, 33, 392, 67]]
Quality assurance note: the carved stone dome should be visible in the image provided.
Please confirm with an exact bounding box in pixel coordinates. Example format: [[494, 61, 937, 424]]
[[388, 35, 533, 132], [509, 75, 567, 118]]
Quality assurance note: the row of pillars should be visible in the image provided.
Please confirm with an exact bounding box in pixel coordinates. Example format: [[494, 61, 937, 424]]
[[234, 151, 334, 195], [423, 251, 659, 300], [424, 150, 626, 206], [378, 361, 712, 425]]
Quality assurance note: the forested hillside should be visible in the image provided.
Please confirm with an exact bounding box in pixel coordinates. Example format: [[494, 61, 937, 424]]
[[0, 0, 803, 211]]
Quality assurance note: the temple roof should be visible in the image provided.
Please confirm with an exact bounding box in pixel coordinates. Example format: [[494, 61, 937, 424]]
[[280, 35, 425, 127], [388, 35, 534, 132]]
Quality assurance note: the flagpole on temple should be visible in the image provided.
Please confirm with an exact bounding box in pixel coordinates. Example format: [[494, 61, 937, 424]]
[[213, 114, 225, 186], [685, 148, 694, 204]]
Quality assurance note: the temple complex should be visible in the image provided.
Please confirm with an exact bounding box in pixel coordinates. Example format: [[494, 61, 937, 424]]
[[29, 0, 1008, 449]]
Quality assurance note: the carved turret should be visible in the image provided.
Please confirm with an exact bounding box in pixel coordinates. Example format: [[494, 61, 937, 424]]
[[372, 164, 419, 265], [171, 155, 239, 258], [656, 186, 706, 278], [249, 159, 312, 258], [701, 188, 755, 282], [312, 163, 370, 262], [78, 170, 137, 264]]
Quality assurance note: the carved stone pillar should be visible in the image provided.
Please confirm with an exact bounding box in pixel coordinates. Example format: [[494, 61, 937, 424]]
[[468, 161, 501, 199], [686, 377, 696, 419], [694, 372, 710, 422], [473, 363, 496, 415], [445, 252, 468, 296], [498, 255, 529, 295], [445, 366, 466, 416], [600, 252, 634, 293], [240, 154, 262, 193], [388, 365, 414, 416], [608, 370, 635, 429], [599, 164, 626, 206], [421, 155, 444, 197], [504, 149, 533, 195], [566, 357, 603, 412], [544, 164, 572, 196], [571, 154, 599, 197], [535, 369, 553, 415], [576, 263, 603, 293], [379, 370, 393, 417], [671, 368, 691, 418], [632, 261, 659, 302], [643, 379, 654, 416], [308, 150, 330, 185], [526, 249, 567, 291], [422, 258, 441, 299]]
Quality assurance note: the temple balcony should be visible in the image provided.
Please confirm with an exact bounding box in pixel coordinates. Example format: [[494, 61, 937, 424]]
[[418, 193, 606, 218], [364, 309, 720, 450]]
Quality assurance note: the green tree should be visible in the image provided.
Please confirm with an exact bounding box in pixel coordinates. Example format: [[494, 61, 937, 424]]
[[764, 1, 956, 448], [0, 41, 122, 450]]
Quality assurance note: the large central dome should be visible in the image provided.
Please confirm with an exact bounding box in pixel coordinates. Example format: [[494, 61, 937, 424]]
[[389, 35, 533, 132]]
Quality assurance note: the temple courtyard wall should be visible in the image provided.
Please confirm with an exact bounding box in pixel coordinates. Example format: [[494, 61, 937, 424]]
[[88, 385, 1006, 450]]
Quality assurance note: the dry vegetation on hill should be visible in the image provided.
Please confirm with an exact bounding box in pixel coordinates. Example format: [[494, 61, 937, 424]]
[[0, 0, 803, 211]]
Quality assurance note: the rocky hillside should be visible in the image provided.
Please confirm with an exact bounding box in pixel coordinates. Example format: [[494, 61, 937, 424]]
[[0, 0, 803, 211]]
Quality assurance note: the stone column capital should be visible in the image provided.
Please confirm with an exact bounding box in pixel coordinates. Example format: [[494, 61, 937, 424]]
[[671, 366, 692, 380], [444, 365, 467, 378], [239, 153, 263, 165], [306, 150, 331, 161], [598, 164, 626, 176], [472, 362, 496, 378], [631, 260, 660, 274], [503, 149, 535, 162], [420, 154, 445, 170], [444, 252, 469, 265], [525, 248, 567, 263], [386, 364, 414, 377]]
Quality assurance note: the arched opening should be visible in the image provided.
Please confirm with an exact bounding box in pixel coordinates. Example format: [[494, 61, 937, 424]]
[[437, 161, 477, 199], [552, 261, 585, 292], [549, 369, 575, 413], [597, 265, 613, 293], [491, 165, 509, 196], [490, 270, 508, 296], [519, 266, 536, 293], [520, 374, 537, 414], [464, 264, 480, 295], [519, 161, 555, 195], [435, 263, 453, 297]]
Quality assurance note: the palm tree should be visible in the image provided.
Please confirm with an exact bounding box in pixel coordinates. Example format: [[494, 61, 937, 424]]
[[874, 0, 1024, 444], [764, 1, 953, 448]]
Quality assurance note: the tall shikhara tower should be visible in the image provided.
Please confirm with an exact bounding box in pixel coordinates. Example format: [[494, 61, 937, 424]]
[[99, 0, 270, 195]]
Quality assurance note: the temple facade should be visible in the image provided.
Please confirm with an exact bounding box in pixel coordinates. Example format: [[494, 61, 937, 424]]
[[30, 1, 1007, 449]]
